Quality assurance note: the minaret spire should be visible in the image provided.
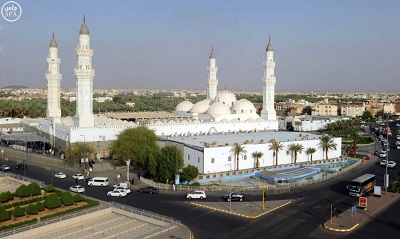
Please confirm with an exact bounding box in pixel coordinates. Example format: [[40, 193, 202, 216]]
[[207, 47, 218, 100], [261, 37, 276, 120], [46, 33, 62, 121], [74, 18, 95, 127]]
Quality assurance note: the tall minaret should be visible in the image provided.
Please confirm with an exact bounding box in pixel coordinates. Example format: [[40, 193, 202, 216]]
[[74, 17, 95, 127], [206, 47, 218, 100], [261, 37, 277, 120], [46, 33, 62, 122]]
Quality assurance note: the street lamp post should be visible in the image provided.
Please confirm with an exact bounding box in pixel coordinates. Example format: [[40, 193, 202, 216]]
[[385, 116, 389, 194], [127, 159, 130, 185], [225, 163, 232, 212], [81, 135, 86, 191], [1, 149, 4, 165]]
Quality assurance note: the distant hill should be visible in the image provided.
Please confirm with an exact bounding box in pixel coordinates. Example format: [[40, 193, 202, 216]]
[[2, 85, 29, 89]]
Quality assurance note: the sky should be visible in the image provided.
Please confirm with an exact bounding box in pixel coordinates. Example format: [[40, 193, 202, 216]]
[[0, 0, 399, 93]]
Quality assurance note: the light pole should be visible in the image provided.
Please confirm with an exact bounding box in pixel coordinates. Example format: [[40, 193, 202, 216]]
[[1, 149, 4, 165], [80, 135, 86, 190], [127, 159, 130, 185], [384, 114, 389, 194], [225, 163, 232, 212]]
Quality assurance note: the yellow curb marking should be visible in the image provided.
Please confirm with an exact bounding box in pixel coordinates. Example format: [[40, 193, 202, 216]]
[[188, 201, 292, 219], [323, 222, 360, 232]]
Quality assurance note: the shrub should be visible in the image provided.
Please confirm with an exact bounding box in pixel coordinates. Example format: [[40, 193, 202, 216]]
[[15, 185, 30, 198], [44, 185, 55, 192], [191, 182, 200, 186], [388, 181, 400, 193], [0, 206, 10, 222], [73, 193, 84, 202], [0, 192, 11, 203], [60, 192, 74, 206], [35, 201, 45, 212], [44, 194, 61, 209], [28, 183, 41, 196], [5, 191, 13, 201], [12, 206, 25, 219], [12, 196, 43, 207], [25, 204, 38, 215]]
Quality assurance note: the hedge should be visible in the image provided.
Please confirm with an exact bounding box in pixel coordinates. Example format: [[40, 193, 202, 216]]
[[44, 194, 62, 210], [388, 181, 400, 193], [25, 204, 38, 215], [35, 201, 45, 212], [0, 218, 38, 232], [12, 206, 25, 219], [0, 206, 10, 222], [0, 191, 13, 203], [28, 183, 41, 196], [60, 192, 74, 206], [73, 193, 84, 202], [44, 185, 55, 192], [40, 200, 99, 221], [12, 196, 44, 207]]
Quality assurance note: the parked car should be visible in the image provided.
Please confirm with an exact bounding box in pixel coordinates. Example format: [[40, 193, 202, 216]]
[[0, 165, 10, 171], [114, 185, 131, 193], [224, 192, 245, 202], [380, 160, 396, 168], [16, 163, 27, 170], [396, 123, 400, 127], [396, 141, 400, 146], [397, 135, 400, 140], [113, 182, 129, 188], [107, 189, 128, 197], [72, 174, 84, 180], [54, 172, 66, 178], [379, 152, 387, 158], [69, 185, 85, 193], [186, 190, 206, 199], [138, 186, 159, 194]]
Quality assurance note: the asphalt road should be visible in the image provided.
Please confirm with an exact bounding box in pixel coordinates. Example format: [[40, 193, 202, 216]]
[[2, 123, 400, 239]]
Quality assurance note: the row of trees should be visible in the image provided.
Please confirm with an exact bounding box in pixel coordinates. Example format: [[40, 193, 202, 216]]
[[230, 135, 337, 171]]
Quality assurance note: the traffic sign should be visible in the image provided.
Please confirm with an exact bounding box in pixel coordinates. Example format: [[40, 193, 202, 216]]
[[359, 197, 367, 208]]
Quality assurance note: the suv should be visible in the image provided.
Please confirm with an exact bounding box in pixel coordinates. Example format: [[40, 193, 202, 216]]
[[186, 190, 206, 200], [16, 163, 27, 170]]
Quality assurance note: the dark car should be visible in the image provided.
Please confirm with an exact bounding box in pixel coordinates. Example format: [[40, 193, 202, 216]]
[[138, 186, 159, 194], [224, 192, 245, 202], [16, 163, 28, 170]]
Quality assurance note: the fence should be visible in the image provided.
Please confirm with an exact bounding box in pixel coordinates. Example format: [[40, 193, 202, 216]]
[[0, 201, 181, 238], [140, 157, 362, 193], [1, 172, 45, 187]]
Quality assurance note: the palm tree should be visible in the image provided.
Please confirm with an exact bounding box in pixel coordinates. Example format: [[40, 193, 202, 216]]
[[287, 143, 304, 164], [318, 135, 337, 160], [252, 151, 264, 168], [305, 147, 316, 161], [350, 132, 362, 156], [269, 141, 285, 166], [230, 144, 247, 171]]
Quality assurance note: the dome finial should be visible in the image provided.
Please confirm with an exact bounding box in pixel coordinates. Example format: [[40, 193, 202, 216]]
[[209, 47, 215, 59], [50, 33, 57, 48], [266, 37, 273, 52], [79, 16, 90, 35]]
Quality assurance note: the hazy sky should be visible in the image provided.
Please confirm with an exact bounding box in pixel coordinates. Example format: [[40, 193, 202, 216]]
[[0, 0, 399, 92]]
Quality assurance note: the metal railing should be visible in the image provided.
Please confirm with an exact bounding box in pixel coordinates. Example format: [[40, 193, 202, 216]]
[[1, 172, 45, 187]]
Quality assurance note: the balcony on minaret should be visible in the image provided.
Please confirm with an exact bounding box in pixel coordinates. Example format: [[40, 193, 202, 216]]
[[74, 69, 95, 78], [75, 48, 93, 55]]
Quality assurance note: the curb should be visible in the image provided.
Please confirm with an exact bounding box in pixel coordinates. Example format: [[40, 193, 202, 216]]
[[188, 200, 293, 219], [323, 222, 359, 232]]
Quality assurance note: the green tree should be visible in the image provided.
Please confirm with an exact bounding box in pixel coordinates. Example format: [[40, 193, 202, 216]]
[[361, 111, 373, 122], [110, 126, 160, 170], [12, 206, 25, 219], [28, 183, 41, 196], [73, 193, 84, 203], [64, 142, 95, 163], [0, 191, 13, 203], [181, 165, 199, 182], [318, 135, 337, 160], [350, 132, 362, 156], [157, 146, 183, 183], [287, 143, 304, 163], [35, 201, 45, 212], [305, 147, 316, 161], [147, 154, 158, 179], [44, 185, 55, 192], [230, 144, 247, 171], [60, 192, 75, 206], [269, 141, 285, 166], [0, 206, 10, 222], [44, 194, 62, 210], [252, 151, 264, 168], [15, 185, 30, 198], [25, 204, 38, 215]]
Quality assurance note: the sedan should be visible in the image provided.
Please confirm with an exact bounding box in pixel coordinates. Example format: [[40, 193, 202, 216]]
[[72, 174, 84, 180], [380, 160, 396, 168], [107, 189, 128, 197], [224, 192, 245, 202], [0, 165, 10, 171], [114, 186, 131, 193], [138, 186, 159, 194], [69, 185, 85, 193], [54, 172, 66, 179], [379, 153, 387, 158], [16, 163, 28, 170]]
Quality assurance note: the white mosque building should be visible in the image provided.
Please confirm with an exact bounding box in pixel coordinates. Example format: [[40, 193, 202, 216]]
[[35, 19, 341, 173]]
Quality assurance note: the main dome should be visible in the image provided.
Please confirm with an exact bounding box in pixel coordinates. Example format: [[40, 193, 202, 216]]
[[214, 90, 237, 107], [207, 102, 231, 115], [175, 100, 193, 112], [232, 99, 256, 114], [190, 99, 211, 113]]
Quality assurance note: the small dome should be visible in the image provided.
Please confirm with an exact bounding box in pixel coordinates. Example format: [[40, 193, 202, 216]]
[[190, 100, 211, 113], [209, 48, 215, 59], [50, 34, 57, 48], [175, 100, 193, 112], [214, 90, 237, 107], [207, 102, 231, 115], [79, 19, 89, 35], [232, 99, 256, 114], [266, 37, 273, 52]]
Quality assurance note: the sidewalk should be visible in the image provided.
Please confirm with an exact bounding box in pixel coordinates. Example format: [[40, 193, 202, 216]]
[[323, 192, 400, 232]]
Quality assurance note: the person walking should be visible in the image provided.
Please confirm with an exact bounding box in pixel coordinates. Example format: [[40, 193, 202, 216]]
[[138, 172, 141, 181], [131, 178, 134, 185], [172, 183, 176, 191]]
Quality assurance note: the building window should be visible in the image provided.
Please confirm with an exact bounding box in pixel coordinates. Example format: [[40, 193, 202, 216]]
[[228, 156, 231, 162], [198, 157, 200, 163], [244, 155, 247, 160], [211, 158, 214, 163], [188, 155, 190, 160]]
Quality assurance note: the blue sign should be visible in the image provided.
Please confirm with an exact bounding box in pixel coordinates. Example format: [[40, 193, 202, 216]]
[[352, 206, 356, 212]]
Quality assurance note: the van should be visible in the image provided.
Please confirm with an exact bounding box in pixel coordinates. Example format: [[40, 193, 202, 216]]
[[87, 177, 109, 187]]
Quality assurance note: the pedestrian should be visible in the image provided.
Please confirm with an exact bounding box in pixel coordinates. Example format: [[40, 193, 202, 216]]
[[172, 183, 176, 191], [138, 172, 141, 181], [131, 178, 134, 185]]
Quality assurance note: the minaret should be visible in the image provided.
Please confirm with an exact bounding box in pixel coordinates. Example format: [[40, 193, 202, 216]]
[[46, 33, 62, 122], [74, 16, 95, 127], [206, 47, 218, 100], [261, 37, 277, 120]]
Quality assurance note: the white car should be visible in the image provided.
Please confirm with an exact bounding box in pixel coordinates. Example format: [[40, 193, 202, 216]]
[[0, 165, 10, 171], [54, 172, 66, 178], [397, 135, 400, 140], [379, 153, 387, 158], [380, 160, 396, 168], [69, 185, 85, 193], [396, 123, 400, 127], [114, 186, 131, 193], [72, 174, 84, 180], [186, 190, 206, 200], [107, 189, 128, 197]]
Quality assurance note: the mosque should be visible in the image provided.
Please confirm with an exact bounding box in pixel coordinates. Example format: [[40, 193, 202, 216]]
[[36, 19, 341, 173]]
